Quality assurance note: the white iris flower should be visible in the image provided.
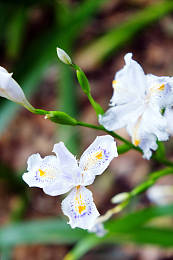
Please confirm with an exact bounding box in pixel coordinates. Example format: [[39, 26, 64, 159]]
[[23, 135, 118, 230], [147, 185, 173, 205], [99, 53, 173, 159], [165, 108, 173, 135], [0, 66, 34, 111]]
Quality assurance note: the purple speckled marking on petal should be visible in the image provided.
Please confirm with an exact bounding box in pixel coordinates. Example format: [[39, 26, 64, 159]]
[[69, 195, 93, 220], [103, 148, 110, 160]]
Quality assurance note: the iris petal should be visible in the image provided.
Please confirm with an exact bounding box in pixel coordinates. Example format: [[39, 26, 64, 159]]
[[61, 186, 99, 229]]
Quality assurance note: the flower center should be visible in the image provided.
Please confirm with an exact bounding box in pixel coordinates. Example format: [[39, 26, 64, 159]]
[[132, 84, 165, 146], [75, 186, 87, 215], [145, 84, 165, 104], [132, 116, 142, 146], [78, 205, 86, 214], [83, 151, 103, 171], [35, 168, 58, 182], [39, 169, 46, 176], [95, 151, 103, 160]]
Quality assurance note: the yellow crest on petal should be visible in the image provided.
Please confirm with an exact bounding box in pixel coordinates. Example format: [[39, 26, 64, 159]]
[[134, 139, 140, 146], [158, 84, 164, 91], [95, 151, 103, 160], [38, 169, 46, 176], [84, 150, 103, 171], [75, 186, 87, 215], [112, 80, 117, 89]]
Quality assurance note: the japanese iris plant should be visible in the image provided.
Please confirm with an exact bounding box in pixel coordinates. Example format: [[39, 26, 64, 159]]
[[99, 53, 173, 159], [1, 47, 173, 235], [23, 135, 118, 230]]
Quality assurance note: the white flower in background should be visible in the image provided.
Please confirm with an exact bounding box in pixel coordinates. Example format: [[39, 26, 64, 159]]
[[147, 185, 173, 205], [165, 108, 173, 135], [0, 66, 34, 111], [99, 53, 173, 159], [23, 135, 118, 230], [56, 47, 72, 65]]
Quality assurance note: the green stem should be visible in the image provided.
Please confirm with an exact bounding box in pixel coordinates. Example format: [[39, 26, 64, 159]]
[[131, 167, 173, 196], [71, 64, 104, 116], [76, 121, 173, 166], [77, 121, 140, 151], [152, 157, 173, 167], [98, 167, 173, 224], [32, 109, 173, 166]]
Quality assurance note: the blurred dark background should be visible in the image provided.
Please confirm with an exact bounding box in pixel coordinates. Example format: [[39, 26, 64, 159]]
[[0, 0, 173, 259]]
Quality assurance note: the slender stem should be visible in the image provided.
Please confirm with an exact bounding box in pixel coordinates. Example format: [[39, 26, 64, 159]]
[[77, 121, 141, 151], [152, 156, 173, 167], [98, 167, 173, 224], [33, 108, 173, 166], [77, 120, 104, 131], [131, 167, 173, 196], [98, 200, 129, 224], [76, 120, 173, 166]]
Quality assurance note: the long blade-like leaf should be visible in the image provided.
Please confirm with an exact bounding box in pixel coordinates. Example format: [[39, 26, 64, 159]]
[[0, 0, 108, 133], [0, 218, 86, 248], [75, 1, 173, 70], [65, 204, 173, 259]]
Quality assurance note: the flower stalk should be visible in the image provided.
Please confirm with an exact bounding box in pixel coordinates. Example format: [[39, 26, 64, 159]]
[[32, 108, 173, 167], [97, 167, 173, 224], [56, 48, 104, 116]]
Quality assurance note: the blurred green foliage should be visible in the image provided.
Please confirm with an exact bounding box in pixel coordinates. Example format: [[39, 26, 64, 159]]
[[76, 1, 173, 69], [1, 205, 173, 259], [0, 0, 173, 259]]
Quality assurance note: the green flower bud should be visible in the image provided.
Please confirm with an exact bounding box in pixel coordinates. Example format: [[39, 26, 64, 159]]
[[46, 111, 77, 126], [76, 69, 90, 95]]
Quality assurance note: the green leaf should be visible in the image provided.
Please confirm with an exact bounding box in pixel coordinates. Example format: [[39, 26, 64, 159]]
[[6, 6, 27, 59], [65, 226, 173, 260], [1, 205, 173, 258], [106, 204, 173, 232], [65, 205, 173, 259], [64, 235, 100, 260], [76, 1, 173, 70], [0, 0, 108, 133], [121, 227, 173, 247], [0, 246, 12, 260], [0, 218, 86, 248]]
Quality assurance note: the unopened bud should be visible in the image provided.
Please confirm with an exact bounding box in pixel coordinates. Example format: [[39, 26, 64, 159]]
[[47, 111, 77, 126], [56, 48, 72, 65], [76, 69, 90, 95], [0, 66, 34, 112], [111, 192, 129, 204]]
